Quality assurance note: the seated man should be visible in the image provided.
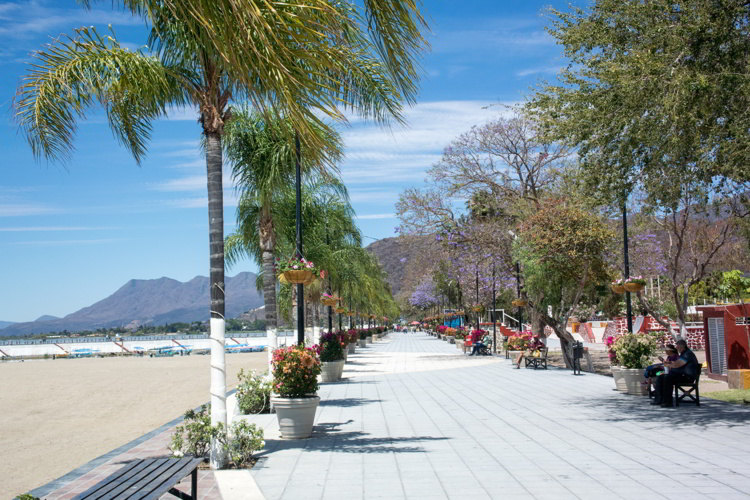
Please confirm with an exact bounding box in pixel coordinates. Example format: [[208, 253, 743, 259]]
[[470, 332, 493, 356], [515, 335, 545, 368], [651, 339, 699, 407]]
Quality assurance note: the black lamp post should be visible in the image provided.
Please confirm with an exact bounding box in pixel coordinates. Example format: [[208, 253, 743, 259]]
[[294, 133, 305, 345], [492, 263, 496, 350], [515, 261, 523, 333], [475, 269, 480, 332], [622, 201, 633, 333]]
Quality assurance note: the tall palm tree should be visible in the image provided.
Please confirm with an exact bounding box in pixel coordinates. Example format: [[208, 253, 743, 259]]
[[223, 109, 343, 366], [14, 2, 425, 467]]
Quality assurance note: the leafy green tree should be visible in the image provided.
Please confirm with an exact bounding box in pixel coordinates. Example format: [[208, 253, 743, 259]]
[[516, 200, 614, 364]]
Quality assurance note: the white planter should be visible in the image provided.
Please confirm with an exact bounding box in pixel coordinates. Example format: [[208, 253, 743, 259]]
[[343, 349, 348, 362], [271, 396, 320, 439], [320, 359, 345, 382], [358, 339, 367, 348], [622, 368, 648, 395], [348, 343, 356, 354], [372, 334, 379, 341], [611, 366, 628, 392], [366, 336, 373, 344]]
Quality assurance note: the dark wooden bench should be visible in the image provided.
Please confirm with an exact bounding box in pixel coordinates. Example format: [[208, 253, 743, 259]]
[[675, 365, 702, 407], [72, 457, 204, 500], [524, 347, 548, 370]]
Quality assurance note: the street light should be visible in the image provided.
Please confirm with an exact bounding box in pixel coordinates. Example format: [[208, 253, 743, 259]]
[[295, 133, 305, 344], [622, 200, 633, 333], [508, 230, 523, 332]]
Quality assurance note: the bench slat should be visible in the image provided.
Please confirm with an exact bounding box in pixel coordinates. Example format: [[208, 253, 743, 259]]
[[74, 460, 154, 500], [134, 458, 203, 500], [97, 458, 182, 500]]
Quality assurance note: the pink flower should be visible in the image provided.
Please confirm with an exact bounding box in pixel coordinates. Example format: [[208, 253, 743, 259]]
[[292, 265, 299, 269]]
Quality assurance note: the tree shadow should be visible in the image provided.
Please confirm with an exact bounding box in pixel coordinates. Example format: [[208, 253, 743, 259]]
[[319, 398, 381, 408], [566, 393, 750, 429], [257, 427, 450, 456]]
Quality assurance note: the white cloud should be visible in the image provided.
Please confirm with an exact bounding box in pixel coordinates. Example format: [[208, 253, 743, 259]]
[[13, 238, 127, 246], [0, 203, 58, 217], [515, 65, 562, 77], [0, 226, 115, 232], [166, 191, 239, 209], [0, 4, 142, 40], [150, 175, 207, 192], [356, 213, 396, 220]]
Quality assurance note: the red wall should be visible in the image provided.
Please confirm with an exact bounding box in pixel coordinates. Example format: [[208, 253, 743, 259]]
[[699, 305, 750, 375]]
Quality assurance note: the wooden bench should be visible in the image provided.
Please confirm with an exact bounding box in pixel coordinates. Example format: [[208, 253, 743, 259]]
[[675, 365, 702, 407], [524, 347, 548, 370], [72, 457, 204, 500]]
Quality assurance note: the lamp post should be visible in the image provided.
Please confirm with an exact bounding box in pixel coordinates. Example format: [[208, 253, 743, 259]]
[[492, 263, 496, 351], [475, 269, 480, 332], [515, 261, 523, 332], [622, 201, 633, 333], [294, 133, 305, 345]]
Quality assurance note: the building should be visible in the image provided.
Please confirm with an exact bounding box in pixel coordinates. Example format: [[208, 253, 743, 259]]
[[696, 304, 750, 381]]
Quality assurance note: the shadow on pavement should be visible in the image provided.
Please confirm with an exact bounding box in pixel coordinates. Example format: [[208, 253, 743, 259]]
[[319, 398, 381, 408], [567, 394, 750, 428]]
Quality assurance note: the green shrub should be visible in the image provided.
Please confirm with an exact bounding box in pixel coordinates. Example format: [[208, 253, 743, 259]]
[[236, 369, 272, 414], [227, 420, 265, 467], [169, 405, 224, 458], [613, 333, 658, 369]]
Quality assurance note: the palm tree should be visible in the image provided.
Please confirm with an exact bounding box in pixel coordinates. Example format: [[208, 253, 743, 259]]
[[223, 109, 343, 366], [14, 2, 425, 468]]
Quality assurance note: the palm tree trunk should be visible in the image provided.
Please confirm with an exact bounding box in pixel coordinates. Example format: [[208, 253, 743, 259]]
[[205, 131, 226, 469], [260, 228, 277, 371]]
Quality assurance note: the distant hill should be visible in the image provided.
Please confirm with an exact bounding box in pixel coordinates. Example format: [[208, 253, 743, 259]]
[[367, 235, 434, 299], [35, 315, 60, 322], [0, 272, 263, 337], [0, 321, 15, 330]]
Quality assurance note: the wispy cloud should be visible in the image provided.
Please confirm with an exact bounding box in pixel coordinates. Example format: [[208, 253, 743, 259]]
[[150, 175, 207, 192], [0, 203, 59, 217], [356, 213, 396, 220], [515, 65, 562, 77], [13, 238, 127, 246], [0, 226, 115, 232]]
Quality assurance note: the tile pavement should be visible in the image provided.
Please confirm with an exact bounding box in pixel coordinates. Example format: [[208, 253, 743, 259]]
[[248, 331, 750, 500]]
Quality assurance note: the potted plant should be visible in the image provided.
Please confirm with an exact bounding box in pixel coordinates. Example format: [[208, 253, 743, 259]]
[[322, 293, 339, 307], [358, 329, 367, 348], [335, 306, 346, 314], [317, 332, 345, 382], [611, 278, 626, 294], [270, 345, 322, 439], [613, 333, 658, 395], [507, 332, 532, 355], [624, 276, 646, 293], [511, 298, 528, 307], [347, 329, 357, 353], [276, 256, 325, 284], [472, 304, 484, 313], [606, 335, 627, 392]]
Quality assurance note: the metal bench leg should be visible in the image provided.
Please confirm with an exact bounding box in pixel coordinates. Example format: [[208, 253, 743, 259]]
[[191, 467, 198, 500]]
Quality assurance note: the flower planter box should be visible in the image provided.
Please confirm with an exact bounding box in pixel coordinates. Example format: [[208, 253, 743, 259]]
[[449, 337, 455, 344], [358, 339, 367, 348], [622, 368, 648, 395], [372, 334, 379, 341], [271, 395, 320, 439], [347, 343, 356, 354], [366, 336, 373, 344], [611, 366, 628, 392], [320, 360, 345, 382], [343, 349, 348, 362], [455, 340, 464, 352]]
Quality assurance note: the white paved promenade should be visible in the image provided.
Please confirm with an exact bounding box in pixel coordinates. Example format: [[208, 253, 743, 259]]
[[247, 332, 750, 500]]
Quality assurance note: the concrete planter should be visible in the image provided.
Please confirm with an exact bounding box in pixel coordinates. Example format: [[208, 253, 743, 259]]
[[372, 334, 379, 341], [366, 336, 373, 344], [358, 339, 367, 348], [320, 359, 345, 382], [611, 366, 628, 392], [271, 395, 320, 439], [622, 368, 648, 395], [348, 343, 356, 354], [343, 349, 348, 362]]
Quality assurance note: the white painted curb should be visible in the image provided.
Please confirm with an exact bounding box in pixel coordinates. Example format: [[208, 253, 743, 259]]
[[215, 470, 265, 500]]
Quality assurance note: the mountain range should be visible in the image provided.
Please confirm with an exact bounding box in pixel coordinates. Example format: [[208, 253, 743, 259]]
[[0, 272, 263, 337]]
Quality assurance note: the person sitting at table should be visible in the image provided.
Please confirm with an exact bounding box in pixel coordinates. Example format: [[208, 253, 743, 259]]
[[515, 335, 545, 368], [651, 339, 700, 407], [643, 344, 679, 387]]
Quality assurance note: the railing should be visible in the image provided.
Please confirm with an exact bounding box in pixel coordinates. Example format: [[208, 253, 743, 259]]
[[0, 330, 296, 346]]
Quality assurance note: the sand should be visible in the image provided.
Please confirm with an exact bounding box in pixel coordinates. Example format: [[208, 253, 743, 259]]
[[0, 352, 268, 499]]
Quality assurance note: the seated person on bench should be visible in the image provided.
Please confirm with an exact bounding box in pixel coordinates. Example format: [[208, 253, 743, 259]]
[[643, 344, 679, 387], [470, 332, 493, 356], [651, 339, 699, 408], [515, 335, 545, 369]]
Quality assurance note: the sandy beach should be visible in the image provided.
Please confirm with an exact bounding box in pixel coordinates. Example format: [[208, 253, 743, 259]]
[[0, 352, 267, 498]]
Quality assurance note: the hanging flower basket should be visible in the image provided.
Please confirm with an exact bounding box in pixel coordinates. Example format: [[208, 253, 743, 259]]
[[611, 278, 626, 294], [512, 299, 528, 307], [472, 305, 484, 313], [278, 274, 289, 284], [322, 293, 339, 307], [624, 276, 646, 293], [335, 307, 346, 314], [284, 269, 313, 284]]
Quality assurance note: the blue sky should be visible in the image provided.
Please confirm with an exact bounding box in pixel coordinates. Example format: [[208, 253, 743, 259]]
[[0, 0, 571, 322]]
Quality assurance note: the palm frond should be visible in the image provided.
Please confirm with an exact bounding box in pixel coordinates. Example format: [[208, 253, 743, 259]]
[[14, 26, 190, 164]]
